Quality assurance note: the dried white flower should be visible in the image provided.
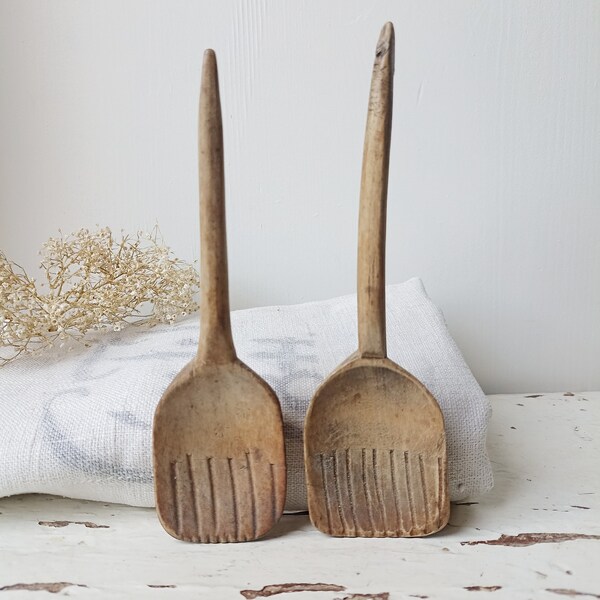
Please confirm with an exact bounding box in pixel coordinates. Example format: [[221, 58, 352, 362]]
[[0, 227, 199, 365]]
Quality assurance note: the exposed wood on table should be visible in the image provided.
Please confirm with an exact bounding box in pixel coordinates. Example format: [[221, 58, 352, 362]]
[[38, 520, 108, 528], [338, 593, 390, 600], [0, 582, 87, 593], [464, 586, 502, 592], [462, 533, 600, 547], [240, 582, 346, 598]]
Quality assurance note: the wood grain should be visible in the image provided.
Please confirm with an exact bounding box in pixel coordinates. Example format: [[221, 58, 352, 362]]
[[304, 23, 449, 538], [152, 50, 286, 543]]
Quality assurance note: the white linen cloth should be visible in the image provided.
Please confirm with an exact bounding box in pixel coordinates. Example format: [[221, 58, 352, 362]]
[[0, 278, 493, 510]]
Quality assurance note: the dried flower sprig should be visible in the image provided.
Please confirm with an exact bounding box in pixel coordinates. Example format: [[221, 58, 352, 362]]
[[0, 227, 199, 365]]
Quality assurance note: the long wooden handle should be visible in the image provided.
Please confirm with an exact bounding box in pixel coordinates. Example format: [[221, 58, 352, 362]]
[[196, 50, 237, 365], [357, 22, 395, 359]]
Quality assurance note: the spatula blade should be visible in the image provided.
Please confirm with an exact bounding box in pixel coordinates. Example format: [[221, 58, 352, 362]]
[[153, 361, 286, 543], [304, 359, 450, 538]]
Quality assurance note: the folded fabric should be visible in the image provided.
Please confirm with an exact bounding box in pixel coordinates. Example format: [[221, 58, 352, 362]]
[[0, 278, 493, 510]]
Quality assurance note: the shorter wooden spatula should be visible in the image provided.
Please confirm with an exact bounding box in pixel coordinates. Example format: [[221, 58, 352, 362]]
[[153, 50, 286, 543]]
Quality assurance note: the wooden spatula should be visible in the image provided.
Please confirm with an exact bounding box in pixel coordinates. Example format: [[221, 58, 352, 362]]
[[304, 22, 449, 538], [153, 50, 286, 543]]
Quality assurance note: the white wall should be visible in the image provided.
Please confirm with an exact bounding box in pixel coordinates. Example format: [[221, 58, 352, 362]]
[[1, 1, 599, 394]]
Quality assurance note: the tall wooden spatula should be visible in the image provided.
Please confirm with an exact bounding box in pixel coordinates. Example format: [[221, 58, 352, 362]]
[[304, 22, 449, 538], [153, 50, 286, 543]]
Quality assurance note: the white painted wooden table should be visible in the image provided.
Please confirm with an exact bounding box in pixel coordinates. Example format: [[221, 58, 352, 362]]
[[0, 392, 598, 599]]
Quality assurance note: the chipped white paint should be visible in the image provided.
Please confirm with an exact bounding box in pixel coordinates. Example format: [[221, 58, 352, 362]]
[[0, 392, 598, 599], [1, 2, 600, 394]]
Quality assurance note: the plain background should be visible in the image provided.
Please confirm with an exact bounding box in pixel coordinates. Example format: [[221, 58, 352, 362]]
[[1, 1, 599, 394]]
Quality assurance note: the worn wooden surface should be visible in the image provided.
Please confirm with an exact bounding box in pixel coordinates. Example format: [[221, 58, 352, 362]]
[[304, 359, 449, 538], [304, 23, 448, 538], [1, 392, 598, 598], [356, 21, 394, 358], [153, 49, 286, 543]]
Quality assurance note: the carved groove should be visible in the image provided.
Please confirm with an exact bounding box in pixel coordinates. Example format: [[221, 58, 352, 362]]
[[332, 451, 345, 534], [418, 453, 430, 531], [372, 448, 385, 531], [186, 454, 199, 538], [246, 452, 257, 539], [227, 458, 238, 541], [345, 449, 357, 534], [312, 448, 445, 537], [320, 453, 332, 532], [389, 449, 401, 532], [161, 451, 284, 543], [404, 451, 415, 533], [207, 457, 217, 538], [361, 448, 374, 534], [170, 460, 179, 536]]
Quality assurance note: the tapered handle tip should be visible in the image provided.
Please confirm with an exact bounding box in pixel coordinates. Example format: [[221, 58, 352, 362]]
[[378, 22, 394, 44], [375, 22, 395, 71], [202, 49, 217, 75], [200, 49, 220, 116]]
